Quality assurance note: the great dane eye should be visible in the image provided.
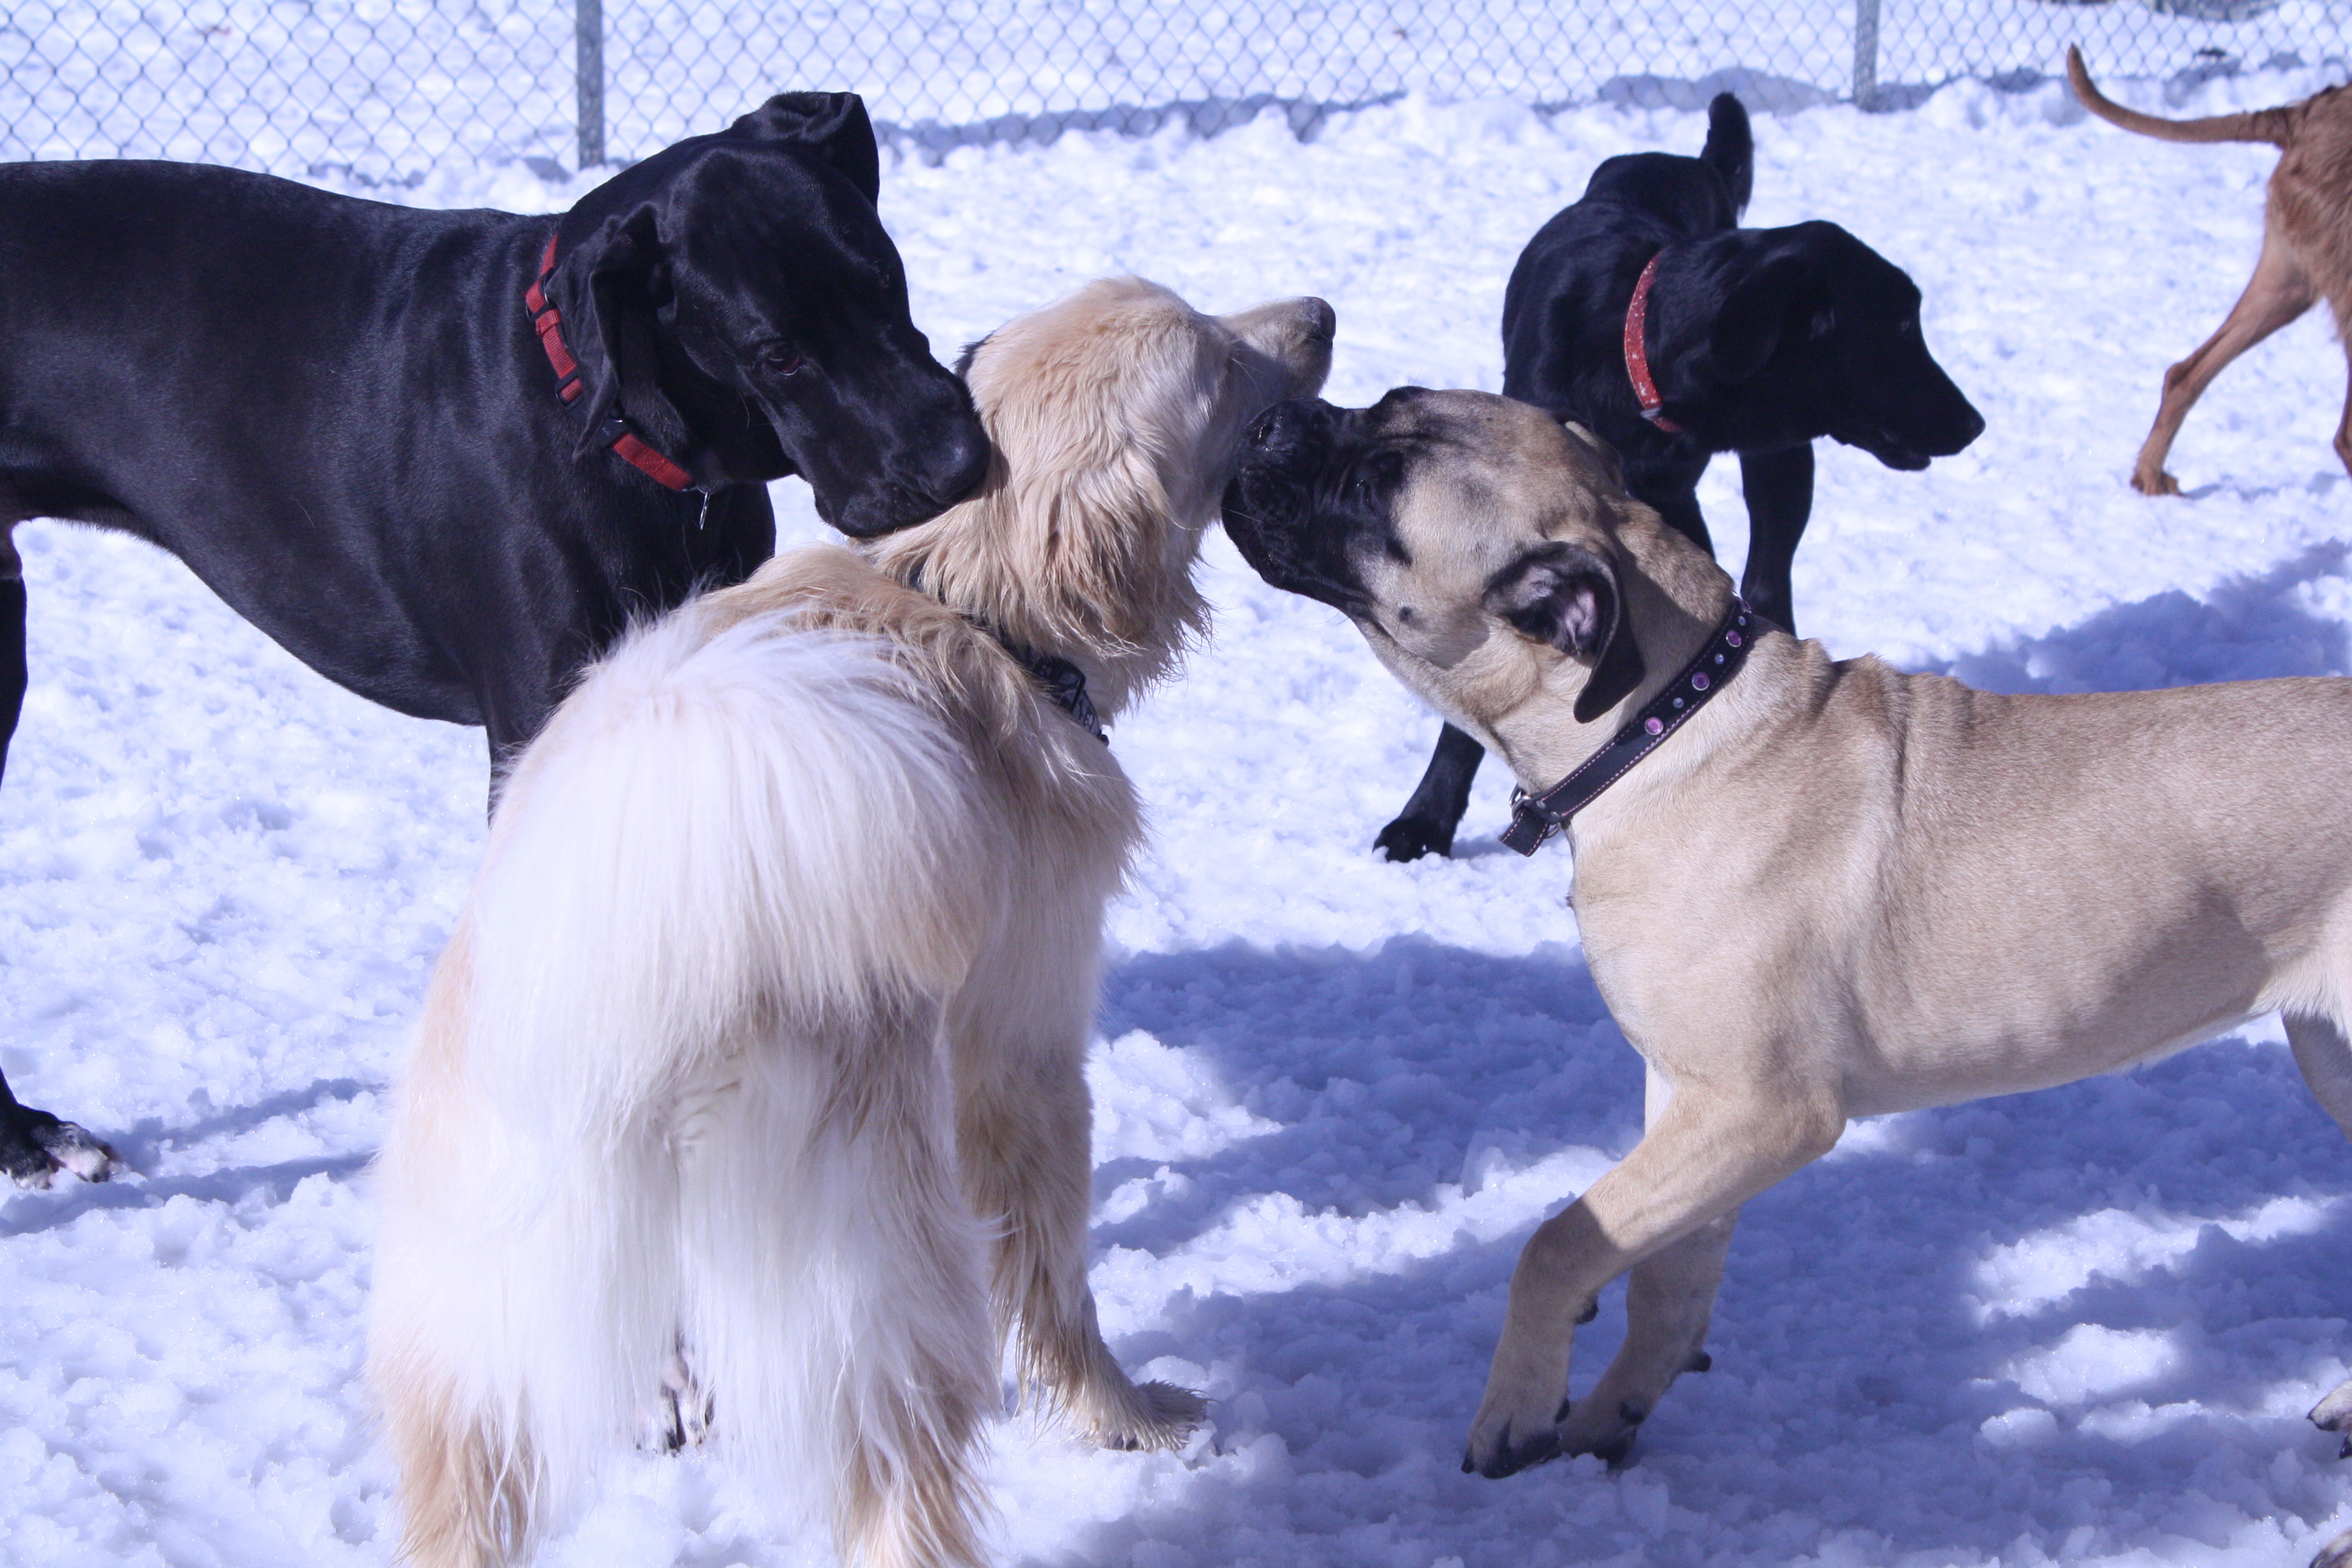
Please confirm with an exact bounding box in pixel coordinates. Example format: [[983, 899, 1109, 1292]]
[[762, 343, 805, 375]]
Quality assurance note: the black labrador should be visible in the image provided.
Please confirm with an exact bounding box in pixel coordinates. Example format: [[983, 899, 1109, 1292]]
[[1373, 94, 1984, 861], [0, 91, 990, 1186]]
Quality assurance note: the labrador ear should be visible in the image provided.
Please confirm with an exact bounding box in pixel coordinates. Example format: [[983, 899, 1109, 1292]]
[[562, 205, 693, 467], [728, 91, 881, 207], [1709, 253, 1811, 384], [1483, 542, 1648, 721]]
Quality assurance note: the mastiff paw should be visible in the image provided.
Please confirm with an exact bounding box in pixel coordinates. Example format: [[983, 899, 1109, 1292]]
[[1562, 1396, 1651, 1470], [1462, 1395, 1570, 1479], [1374, 814, 1454, 863], [1, 1110, 120, 1189]]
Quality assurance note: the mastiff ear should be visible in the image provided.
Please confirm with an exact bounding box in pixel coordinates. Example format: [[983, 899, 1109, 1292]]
[[563, 205, 694, 467], [1556, 418, 1627, 493], [1709, 253, 1812, 384], [1484, 542, 1648, 722], [728, 91, 882, 206]]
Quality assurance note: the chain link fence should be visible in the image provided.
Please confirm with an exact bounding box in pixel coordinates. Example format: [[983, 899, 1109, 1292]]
[[5, 0, 2348, 183]]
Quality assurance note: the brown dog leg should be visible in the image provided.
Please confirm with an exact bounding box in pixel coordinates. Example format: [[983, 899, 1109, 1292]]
[[2133, 214, 2315, 495]]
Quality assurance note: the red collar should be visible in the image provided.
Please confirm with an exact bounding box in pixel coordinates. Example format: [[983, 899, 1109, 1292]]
[[526, 232, 696, 492], [1622, 252, 1682, 436]]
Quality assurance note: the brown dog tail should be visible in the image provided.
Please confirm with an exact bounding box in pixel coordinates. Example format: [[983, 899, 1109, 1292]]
[[2067, 46, 2294, 146]]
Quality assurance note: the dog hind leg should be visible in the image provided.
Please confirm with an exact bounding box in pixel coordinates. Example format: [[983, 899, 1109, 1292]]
[[681, 1005, 996, 1568], [2131, 214, 2315, 496], [2284, 1014, 2352, 1497]]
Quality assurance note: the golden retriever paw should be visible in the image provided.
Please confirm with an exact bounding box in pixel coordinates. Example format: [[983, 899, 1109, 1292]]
[[2313, 1376, 2352, 1459], [1090, 1379, 1205, 1452]]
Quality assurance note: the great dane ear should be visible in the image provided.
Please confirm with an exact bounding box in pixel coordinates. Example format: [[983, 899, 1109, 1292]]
[[566, 206, 694, 467], [728, 91, 881, 207], [1484, 542, 1647, 721], [1709, 253, 1812, 384]]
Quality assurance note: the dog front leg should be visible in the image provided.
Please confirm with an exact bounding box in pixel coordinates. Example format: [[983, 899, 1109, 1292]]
[[0, 553, 115, 1188], [958, 1045, 1204, 1450], [1463, 1084, 1840, 1478], [1375, 722, 1485, 862], [1735, 445, 1813, 636], [949, 908, 1204, 1453], [1553, 1210, 1737, 1466]]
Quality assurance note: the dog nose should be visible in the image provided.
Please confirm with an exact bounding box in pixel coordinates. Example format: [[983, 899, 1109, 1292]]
[[1300, 297, 1336, 341], [1246, 399, 1312, 451], [927, 419, 992, 507]]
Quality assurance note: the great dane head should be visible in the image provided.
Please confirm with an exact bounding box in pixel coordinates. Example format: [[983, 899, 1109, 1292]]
[[1678, 219, 1984, 470], [546, 92, 988, 537], [1225, 388, 1679, 736]]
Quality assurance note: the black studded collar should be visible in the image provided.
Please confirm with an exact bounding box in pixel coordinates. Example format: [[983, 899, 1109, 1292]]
[[1499, 598, 1756, 855], [901, 562, 1107, 744]]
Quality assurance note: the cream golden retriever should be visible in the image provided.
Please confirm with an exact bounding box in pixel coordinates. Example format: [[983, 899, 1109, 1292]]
[[368, 277, 1333, 1568]]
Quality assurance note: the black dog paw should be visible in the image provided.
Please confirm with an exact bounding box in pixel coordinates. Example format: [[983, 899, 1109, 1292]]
[[1374, 814, 1454, 863], [0, 1108, 120, 1189]]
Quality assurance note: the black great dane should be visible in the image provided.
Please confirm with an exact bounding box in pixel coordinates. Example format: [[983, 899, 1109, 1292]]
[[0, 92, 989, 1185], [1372, 94, 1984, 861]]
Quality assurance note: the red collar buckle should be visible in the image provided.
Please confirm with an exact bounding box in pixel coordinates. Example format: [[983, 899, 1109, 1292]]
[[529, 231, 695, 492]]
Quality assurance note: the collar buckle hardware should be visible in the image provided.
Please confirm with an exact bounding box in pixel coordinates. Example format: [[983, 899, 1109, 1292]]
[[1500, 598, 1756, 856]]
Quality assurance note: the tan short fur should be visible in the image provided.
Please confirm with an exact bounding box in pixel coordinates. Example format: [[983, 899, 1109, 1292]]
[[1270, 389, 2352, 1560]]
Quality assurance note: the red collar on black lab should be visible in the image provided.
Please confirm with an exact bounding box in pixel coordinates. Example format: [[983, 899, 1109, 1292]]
[[1499, 597, 1754, 855], [527, 232, 695, 492], [1622, 252, 1683, 436]]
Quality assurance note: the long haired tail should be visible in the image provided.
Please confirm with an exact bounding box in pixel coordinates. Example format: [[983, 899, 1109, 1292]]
[[372, 608, 1001, 1568], [1700, 92, 1754, 216], [2068, 46, 2294, 146]]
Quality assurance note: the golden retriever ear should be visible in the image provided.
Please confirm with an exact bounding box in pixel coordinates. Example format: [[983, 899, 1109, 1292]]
[[1484, 541, 1646, 721]]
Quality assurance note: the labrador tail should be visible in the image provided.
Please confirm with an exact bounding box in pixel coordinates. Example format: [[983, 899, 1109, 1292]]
[[1700, 92, 1754, 217], [2068, 47, 2295, 147], [370, 609, 1000, 1568]]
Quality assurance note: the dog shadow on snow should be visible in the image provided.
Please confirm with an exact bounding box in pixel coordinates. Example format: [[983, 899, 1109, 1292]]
[[1061, 544, 2352, 1565]]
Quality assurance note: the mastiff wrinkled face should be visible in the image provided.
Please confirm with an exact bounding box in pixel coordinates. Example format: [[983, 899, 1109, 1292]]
[[1221, 388, 1654, 732]]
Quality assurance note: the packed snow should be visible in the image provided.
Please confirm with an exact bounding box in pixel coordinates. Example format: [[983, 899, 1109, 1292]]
[[2, 67, 2351, 1568]]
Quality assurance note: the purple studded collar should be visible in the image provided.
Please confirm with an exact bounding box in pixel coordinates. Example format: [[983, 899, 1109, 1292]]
[[1499, 598, 1756, 856]]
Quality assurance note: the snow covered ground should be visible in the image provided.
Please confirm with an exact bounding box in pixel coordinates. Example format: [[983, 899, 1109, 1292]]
[[3, 69, 2351, 1568]]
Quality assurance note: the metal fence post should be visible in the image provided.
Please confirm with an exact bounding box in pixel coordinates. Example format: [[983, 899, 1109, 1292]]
[[1852, 0, 1881, 111], [577, 0, 606, 168]]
